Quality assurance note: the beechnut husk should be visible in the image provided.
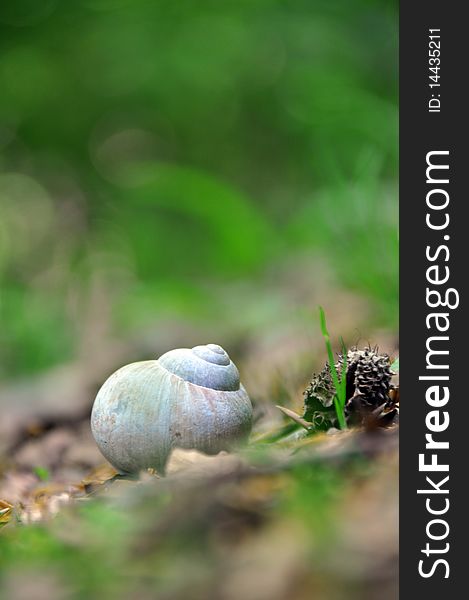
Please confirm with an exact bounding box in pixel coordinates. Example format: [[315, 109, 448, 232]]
[[304, 346, 398, 426]]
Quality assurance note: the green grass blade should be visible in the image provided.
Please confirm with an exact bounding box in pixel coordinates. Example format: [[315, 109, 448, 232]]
[[339, 337, 348, 409], [333, 397, 347, 430], [319, 307, 347, 429]]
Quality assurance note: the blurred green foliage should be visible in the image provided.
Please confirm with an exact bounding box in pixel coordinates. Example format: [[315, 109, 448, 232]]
[[0, 463, 350, 599], [0, 0, 397, 379]]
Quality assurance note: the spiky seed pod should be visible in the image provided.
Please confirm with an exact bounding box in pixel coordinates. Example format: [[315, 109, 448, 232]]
[[303, 363, 337, 428], [304, 363, 335, 409], [302, 346, 397, 427], [305, 363, 335, 408], [337, 346, 394, 411]]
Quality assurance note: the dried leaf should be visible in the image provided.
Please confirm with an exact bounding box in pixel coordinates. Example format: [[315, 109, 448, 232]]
[[19, 483, 86, 524], [276, 405, 312, 430], [0, 499, 13, 524], [166, 448, 244, 477], [81, 463, 119, 492]]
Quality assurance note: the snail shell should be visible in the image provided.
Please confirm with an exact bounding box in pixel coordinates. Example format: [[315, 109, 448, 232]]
[[90, 344, 252, 474]]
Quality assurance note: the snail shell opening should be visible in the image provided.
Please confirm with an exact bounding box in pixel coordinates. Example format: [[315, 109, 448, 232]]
[[157, 343, 240, 391]]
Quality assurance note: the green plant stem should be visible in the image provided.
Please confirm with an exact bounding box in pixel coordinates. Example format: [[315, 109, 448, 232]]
[[319, 307, 347, 429]]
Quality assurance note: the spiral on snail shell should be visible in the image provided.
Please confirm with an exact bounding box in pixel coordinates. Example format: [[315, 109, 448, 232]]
[[91, 344, 252, 474]]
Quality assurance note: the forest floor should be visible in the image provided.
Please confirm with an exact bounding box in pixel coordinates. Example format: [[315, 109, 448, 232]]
[[0, 274, 398, 600]]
